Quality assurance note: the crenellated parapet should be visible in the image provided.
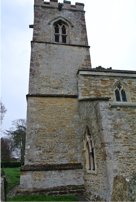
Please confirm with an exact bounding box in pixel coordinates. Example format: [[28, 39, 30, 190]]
[[34, 0, 84, 11]]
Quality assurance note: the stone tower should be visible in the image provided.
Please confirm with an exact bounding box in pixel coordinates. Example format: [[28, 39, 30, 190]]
[[19, 0, 91, 195], [18, 0, 136, 200]]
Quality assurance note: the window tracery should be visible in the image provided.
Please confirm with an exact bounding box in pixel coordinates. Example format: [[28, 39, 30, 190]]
[[115, 84, 127, 102], [54, 20, 67, 43]]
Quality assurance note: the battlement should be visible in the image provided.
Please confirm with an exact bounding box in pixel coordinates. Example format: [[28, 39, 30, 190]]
[[34, 0, 84, 11]]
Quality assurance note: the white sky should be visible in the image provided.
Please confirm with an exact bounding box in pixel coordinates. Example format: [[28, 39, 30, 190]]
[[1, 0, 136, 134]]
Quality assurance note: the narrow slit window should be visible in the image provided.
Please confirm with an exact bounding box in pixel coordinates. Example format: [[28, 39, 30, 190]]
[[91, 148, 95, 170], [86, 143, 91, 170]]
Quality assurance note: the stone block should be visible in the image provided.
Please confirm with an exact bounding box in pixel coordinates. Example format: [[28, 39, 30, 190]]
[[111, 175, 131, 201]]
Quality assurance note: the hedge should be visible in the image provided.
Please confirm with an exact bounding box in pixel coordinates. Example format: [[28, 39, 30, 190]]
[[1, 161, 24, 168]]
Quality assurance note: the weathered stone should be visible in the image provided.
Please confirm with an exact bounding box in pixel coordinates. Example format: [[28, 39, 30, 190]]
[[129, 172, 136, 201], [17, 185, 85, 195], [111, 175, 130, 201], [1, 177, 5, 202], [1, 168, 5, 177]]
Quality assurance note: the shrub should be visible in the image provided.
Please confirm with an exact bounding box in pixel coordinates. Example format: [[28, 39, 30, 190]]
[[1, 161, 24, 168]]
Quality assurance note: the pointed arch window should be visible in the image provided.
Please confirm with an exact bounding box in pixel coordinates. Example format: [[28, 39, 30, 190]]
[[54, 20, 67, 43], [84, 128, 96, 173], [115, 84, 127, 102]]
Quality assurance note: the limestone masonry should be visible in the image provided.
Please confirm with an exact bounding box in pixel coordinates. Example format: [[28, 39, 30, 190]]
[[19, 0, 136, 201]]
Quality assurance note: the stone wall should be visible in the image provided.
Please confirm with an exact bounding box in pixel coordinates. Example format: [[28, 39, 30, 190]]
[[78, 69, 136, 201], [20, 0, 90, 192], [29, 44, 90, 95], [33, 4, 87, 45], [29, 1, 91, 95], [79, 101, 110, 200], [20, 169, 84, 190], [1, 177, 5, 202], [78, 69, 136, 102], [25, 97, 82, 164]]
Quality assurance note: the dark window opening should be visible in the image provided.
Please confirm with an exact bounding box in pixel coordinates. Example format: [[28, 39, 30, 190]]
[[55, 24, 59, 34], [121, 90, 127, 102], [58, 20, 62, 26], [55, 35, 59, 42], [87, 143, 91, 170], [117, 85, 121, 90], [92, 148, 95, 170], [62, 25, 66, 34], [115, 89, 121, 101], [62, 36, 66, 43]]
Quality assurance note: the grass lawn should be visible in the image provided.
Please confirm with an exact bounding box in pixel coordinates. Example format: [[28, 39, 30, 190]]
[[7, 195, 78, 201], [3, 167, 20, 193]]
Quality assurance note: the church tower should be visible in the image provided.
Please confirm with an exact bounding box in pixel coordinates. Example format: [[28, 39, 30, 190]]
[[18, 1, 136, 200], [19, 0, 91, 195]]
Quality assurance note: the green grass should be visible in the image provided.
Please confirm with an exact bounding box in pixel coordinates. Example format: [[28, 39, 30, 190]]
[[3, 167, 20, 193], [7, 195, 78, 201]]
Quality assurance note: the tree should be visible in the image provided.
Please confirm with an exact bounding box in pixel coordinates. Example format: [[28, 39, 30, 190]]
[[5, 119, 26, 166], [1, 101, 7, 124], [1, 137, 14, 161]]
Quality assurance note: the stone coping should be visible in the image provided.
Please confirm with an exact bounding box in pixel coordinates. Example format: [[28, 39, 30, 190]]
[[77, 68, 136, 74], [109, 103, 136, 108], [79, 97, 111, 101], [26, 94, 78, 99], [20, 163, 83, 171], [31, 41, 90, 48]]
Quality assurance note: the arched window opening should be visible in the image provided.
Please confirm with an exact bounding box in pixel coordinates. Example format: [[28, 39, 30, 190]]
[[55, 24, 59, 34], [84, 128, 96, 172], [121, 89, 127, 102], [62, 25, 66, 34], [115, 89, 121, 101], [53, 20, 68, 43], [115, 84, 127, 102]]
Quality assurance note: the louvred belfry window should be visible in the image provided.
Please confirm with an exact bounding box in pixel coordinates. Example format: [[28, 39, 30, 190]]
[[115, 84, 127, 102], [54, 20, 67, 43]]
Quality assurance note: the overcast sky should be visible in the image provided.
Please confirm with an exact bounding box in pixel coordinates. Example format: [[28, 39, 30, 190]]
[[1, 0, 136, 135]]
